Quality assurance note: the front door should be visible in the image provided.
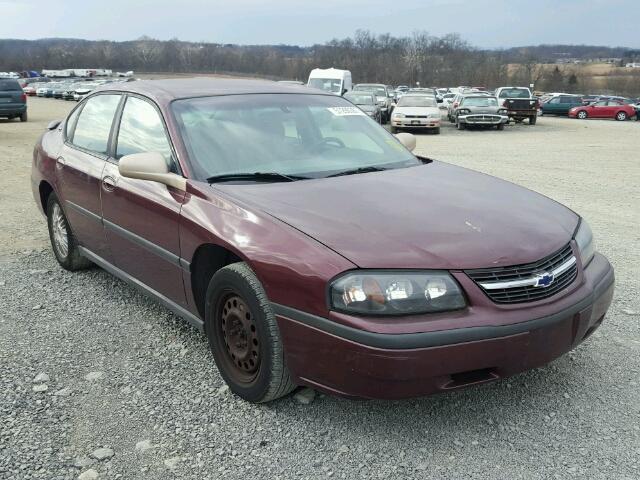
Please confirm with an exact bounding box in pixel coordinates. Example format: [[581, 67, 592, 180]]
[[56, 93, 122, 261], [100, 94, 187, 305]]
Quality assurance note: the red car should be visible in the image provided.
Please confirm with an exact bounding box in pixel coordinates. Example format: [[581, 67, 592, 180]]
[[569, 99, 636, 120], [31, 79, 614, 402]]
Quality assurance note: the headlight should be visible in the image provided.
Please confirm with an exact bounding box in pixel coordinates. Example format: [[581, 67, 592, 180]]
[[330, 271, 466, 316], [498, 108, 508, 114], [574, 219, 595, 267], [393, 113, 405, 118], [457, 108, 471, 114]]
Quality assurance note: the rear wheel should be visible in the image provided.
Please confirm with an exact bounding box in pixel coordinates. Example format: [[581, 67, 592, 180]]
[[46, 193, 92, 271], [205, 263, 295, 403], [529, 115, 537, 125], [615, 111, 627, 121], [497, 123, 505, 131], [20, 112, 27, 122], [577, 110, 588, 119]]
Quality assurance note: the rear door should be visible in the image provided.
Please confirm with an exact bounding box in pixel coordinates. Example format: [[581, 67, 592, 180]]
[[57, 93, 122, 261], [100, 94, 188, 305]]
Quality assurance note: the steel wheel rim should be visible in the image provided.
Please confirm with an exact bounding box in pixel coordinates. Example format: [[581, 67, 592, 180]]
[[51, 203, 69, 258], [219, 293, 260, 383]]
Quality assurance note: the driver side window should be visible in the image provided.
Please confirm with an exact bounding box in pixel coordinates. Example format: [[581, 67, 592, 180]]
[[115, 96, 174, 167]]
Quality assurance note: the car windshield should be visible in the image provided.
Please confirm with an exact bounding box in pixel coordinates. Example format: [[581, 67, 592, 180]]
[[499, 88, 530, 98], [307, 78, 342, 93], [355, 85, 386, 96], [172, 94, 418, 181], [397, 96, 437, 107], [345, 94, 374, 105], [462, 97, 498, 107]]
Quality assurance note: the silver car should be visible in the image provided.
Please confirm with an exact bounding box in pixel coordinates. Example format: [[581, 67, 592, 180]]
[[454, 95, 509, 130], [353, 84, 393, 122]]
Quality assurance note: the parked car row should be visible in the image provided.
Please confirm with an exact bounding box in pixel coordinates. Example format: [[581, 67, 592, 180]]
[[539, 93, 638, 121], [26, 77, 134, 102]]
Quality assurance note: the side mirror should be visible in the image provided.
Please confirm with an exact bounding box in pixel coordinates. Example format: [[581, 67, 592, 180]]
[[47, 119, 62, 130], [394, 132, 416, 152], [118, 152, 186, 191]]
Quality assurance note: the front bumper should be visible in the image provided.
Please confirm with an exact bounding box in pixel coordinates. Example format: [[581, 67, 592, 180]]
[[458, 114, 508, 125], [392, 118, 441, 128], [275, 253, 614, 399]]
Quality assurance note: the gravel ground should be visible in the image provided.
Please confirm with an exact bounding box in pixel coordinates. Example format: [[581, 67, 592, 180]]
[[1, 98, 639, 479]]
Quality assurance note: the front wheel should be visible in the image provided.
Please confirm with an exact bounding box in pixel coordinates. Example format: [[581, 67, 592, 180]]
[[456, 120, 465, 130], [205, 263, 295, 403], [615, 111, 627, 121], [433, 127, 441, 135], [497, 123, 505, 131], [577, 110, 588, 119], [529, 115, 537, 125], [390, 126, 399, 134]]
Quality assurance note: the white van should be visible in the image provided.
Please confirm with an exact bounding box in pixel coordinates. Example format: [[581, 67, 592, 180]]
[[307, 68, 352, 96]]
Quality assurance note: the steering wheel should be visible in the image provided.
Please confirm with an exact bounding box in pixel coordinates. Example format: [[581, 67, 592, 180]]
[[310, 137, 346, 151]]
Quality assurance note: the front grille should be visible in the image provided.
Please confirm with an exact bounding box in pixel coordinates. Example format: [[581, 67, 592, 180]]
[[467, 115, 499, 122], [404, 115, 428, 119], [465, 244, 578, 304]]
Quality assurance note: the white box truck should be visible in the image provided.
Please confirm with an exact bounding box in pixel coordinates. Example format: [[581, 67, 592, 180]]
[[307, 68, 352, 96]]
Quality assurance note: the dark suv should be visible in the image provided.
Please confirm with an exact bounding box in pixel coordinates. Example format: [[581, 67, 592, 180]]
[[0, 78, 27, 122]]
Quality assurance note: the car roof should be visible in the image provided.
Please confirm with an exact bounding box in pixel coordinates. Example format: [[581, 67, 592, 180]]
[[95, 77, 331, 105]]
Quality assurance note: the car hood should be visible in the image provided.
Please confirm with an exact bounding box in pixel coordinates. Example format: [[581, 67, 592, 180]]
[[217, 161, 578, 269], [395, 106, 440, 116]]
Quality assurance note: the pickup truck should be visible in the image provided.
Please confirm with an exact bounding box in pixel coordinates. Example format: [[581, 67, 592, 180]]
[[495, 87, 538, 124]]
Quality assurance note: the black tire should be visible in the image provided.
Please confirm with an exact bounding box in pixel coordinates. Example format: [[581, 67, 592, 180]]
[[456, 120, 465, 130], [497, 123, 505, 131], [615, 111, 627, 121], [390, 126, 398, 134], [46, 193, 92, 271], [205, 262, 295, 403], [434, 127, 441, 135], [577, 110, 588, 119], [20, 112, 27, 122], [529, 115, 537, 125]]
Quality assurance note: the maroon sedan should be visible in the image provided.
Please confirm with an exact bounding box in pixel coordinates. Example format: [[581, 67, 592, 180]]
[[31, 79, 614, 402]]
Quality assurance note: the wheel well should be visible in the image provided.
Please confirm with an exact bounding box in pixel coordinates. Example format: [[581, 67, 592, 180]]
[[190, 244, 242, 318], [39, 181, 54, 212]]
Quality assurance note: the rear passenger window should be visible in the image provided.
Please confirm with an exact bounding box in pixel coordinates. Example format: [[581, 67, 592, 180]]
[[115, 96, 172, 164], [72, 95, 121, 155]]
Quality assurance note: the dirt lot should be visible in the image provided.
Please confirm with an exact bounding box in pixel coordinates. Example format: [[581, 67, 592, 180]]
[[1, 97, 639, 479]]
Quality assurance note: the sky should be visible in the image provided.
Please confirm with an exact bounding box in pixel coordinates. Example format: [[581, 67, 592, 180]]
[[2, 0, 639, 48]]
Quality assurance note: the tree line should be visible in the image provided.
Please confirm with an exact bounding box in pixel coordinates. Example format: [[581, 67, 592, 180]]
[[1, 32, 638, 95]]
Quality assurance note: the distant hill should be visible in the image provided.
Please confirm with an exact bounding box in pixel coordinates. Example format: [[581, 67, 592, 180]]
[[497, 44, 640, 62]]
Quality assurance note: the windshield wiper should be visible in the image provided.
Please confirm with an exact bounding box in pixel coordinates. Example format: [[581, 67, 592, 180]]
[[326, 166, 388, 178], [207, 172, 309, 183]]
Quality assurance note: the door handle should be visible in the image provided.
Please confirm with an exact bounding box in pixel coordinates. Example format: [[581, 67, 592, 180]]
[[56, 156, 65, 170], [102, 176, 117, 192]]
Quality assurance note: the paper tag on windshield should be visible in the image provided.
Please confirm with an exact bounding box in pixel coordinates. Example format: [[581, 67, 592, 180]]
[[327, 106, 366, 116]]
